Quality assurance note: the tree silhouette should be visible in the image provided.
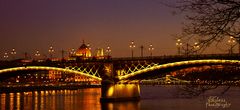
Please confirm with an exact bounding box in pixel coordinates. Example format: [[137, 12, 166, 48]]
[[170, 0, 240, 52]]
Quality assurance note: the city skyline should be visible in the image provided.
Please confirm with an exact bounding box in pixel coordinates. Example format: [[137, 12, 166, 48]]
[[0, 0, 235, 59]]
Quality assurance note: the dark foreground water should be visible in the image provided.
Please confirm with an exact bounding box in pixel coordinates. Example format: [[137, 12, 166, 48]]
[[1, 85, 239, 110]]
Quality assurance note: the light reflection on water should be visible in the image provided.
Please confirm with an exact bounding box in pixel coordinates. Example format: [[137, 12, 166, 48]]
[[0, 88, 101, 110], [1, 85, 240, 110]]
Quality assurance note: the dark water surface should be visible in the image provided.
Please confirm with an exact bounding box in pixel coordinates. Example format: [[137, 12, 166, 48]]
[[1, 85, 239, 110]]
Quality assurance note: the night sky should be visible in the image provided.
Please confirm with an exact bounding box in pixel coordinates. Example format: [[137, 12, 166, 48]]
[[0, 0, 227, 59]]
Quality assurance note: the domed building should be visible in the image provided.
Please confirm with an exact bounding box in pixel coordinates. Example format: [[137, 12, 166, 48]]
[[75, 41, 92, 58]]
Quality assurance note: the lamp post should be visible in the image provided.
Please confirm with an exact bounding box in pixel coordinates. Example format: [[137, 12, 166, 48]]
[[228, 36, 235, 54], [129, 41, 135, 58], [69, 48, 75, 57], [11, 48, 16, 60], [193, 42, 200, 55], [60, 49, 65, 60], [148, 44, 154, 57], [176, 39, 182, 55], [106, 46, 111, 57], [140, 45, 144, 57], [87, 43, 91, 50], [35, 50, 40, 60], [3, 52, 8, 60], [48, 46, 54, 59]]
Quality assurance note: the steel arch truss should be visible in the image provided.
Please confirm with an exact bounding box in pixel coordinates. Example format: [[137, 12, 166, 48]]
[[116, 62, 159, 77], [0, 66, 102, 81], [65, 65, 101, 79], [118, 59, 240, 80]]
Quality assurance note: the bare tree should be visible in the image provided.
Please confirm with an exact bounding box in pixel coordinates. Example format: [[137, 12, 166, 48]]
[[168, 0, 240, 52]]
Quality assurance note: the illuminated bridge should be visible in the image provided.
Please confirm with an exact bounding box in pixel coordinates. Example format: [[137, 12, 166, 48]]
[[1, 54, 240, 101]]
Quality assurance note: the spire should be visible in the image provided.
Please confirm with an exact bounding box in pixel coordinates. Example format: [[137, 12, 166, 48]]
[[82, 40, 85, 44]]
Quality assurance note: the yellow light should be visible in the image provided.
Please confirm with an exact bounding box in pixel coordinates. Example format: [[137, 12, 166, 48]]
[[118, 59, 240, 80], [0, 66, 102, 81], [107, 86, 114, 97]]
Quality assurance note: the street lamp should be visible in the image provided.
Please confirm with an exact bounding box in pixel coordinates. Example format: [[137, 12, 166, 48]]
[[11, 48, 16, 60], [48, 46, 54, 59], [69, 48, 75, 56], [193, 42, 200, 54], [140, 45, 144, 57], [176, 39, 182, 55], [106, 46, 111, 57], [228, 36, 235, 54], [148, 44, 154, 57], [3, 52, 8, 60], [129, 41, 135, 58], [87, 43, 91, 50], [35, 50, 40, 56]]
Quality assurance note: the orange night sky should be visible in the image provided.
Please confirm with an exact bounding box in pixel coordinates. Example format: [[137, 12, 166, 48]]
[[0, 0, 230, 59]]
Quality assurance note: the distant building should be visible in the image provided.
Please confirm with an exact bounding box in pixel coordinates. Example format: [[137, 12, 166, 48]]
[[75, 41, 92, 58], [67, 40, 110, 60], [96, 48, 104, 59]]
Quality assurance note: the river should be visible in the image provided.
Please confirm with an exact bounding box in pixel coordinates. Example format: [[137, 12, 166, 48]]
[[0, 85, 239, 110]]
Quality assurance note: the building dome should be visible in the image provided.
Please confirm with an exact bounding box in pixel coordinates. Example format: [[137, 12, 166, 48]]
[[75, 41, 91, 57]]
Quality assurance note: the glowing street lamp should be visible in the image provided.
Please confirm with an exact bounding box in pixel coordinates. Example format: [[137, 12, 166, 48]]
[[3, 52, 8, 59], [148, 44, 154, 57], [87, 43, 91, 50], [69, 48, 75, 56], [176, 39, 182, 55], [48, 46, 54, 59], [35, 50, 41, 57], [11, 48, 16, 60], [193, 42, 200, 54], [228, 36, 236, 54], [106, 46, 111, 57], [129, 41, 136, 58]]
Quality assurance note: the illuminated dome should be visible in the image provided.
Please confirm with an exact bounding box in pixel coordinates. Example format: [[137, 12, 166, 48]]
[[75, 41, 91, 57]]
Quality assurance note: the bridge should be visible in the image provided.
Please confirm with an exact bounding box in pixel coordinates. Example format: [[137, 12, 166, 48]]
[[1, 54, 240, 101]]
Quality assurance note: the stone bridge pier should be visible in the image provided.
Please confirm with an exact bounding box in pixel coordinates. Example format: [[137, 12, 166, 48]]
[[100, 63, 140, 102]]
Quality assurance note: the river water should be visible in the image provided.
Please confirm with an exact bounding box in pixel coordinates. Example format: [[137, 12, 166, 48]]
[[0, 85, 239, 110]]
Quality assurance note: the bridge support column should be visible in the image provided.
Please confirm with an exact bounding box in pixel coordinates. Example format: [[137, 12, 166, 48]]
[[100, 63, 140, 102], [100, 81, 140, 102]]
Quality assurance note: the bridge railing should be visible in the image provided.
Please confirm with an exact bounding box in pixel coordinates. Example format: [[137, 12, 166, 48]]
[[112, 53, 240, 61], [1, 53, 240, 69]]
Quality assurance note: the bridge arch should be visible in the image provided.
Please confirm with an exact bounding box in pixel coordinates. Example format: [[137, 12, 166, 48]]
[[118, 59, 240, 80], [0, 66, 102, 81]]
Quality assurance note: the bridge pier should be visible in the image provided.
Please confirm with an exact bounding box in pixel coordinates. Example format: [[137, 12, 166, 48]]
[[100, 81, 140, 102], [100, 63, 140, 102]]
